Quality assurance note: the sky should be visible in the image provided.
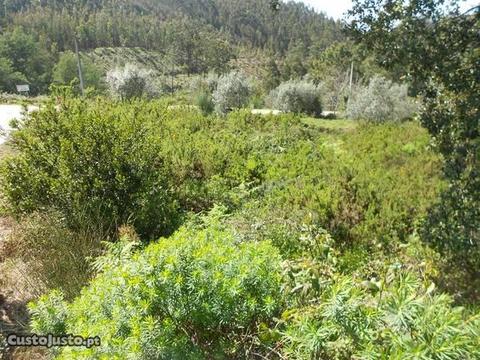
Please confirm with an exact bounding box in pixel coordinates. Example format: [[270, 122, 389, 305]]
[[294, 0, 352, 20], [293, 0, 480, 20]]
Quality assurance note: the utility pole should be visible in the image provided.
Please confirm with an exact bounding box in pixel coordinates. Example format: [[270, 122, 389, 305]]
[[171, 58, 174, 95], [74, 36, 85, 96], [349, 61, 354, 96]]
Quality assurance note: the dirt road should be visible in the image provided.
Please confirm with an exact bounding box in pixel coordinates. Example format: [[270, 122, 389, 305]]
[[0, 105, 39, 145]]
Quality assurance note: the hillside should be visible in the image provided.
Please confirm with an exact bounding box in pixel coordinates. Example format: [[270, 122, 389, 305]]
[[1, 0, 342, 54], [0, 0, 343, 94]]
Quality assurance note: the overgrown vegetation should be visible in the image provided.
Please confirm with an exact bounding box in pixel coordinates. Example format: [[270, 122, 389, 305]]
[[1, 93, 179, 239], [4, 92, 473, 358], [0, 0, 478, 359], [31, 211, 284, 359]]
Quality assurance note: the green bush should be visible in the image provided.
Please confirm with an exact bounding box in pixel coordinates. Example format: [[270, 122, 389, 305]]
[[347, 76, 418, 122], [1, 95, 179, 239], [30, 213, 283, 359], [244, 122, 443, 252], [268, 80, 322, 117], [212, 71, 251, 114], [281, 271, 480, 359]]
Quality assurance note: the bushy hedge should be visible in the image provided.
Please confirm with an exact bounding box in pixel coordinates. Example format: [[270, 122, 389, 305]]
[[1, 95, 179, 239], [30, 213, 283, 359], [268, 80, 322, 117], [347, 76, 417, 122]]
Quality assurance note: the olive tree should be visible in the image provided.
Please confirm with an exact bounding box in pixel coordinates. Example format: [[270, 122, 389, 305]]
[[106, 64, 157, 100], [212, 71, 251, 114]]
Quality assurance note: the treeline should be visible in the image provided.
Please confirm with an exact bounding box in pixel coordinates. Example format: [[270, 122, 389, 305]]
[[0, 0, 343, 94], [1, 0, 342, 55]]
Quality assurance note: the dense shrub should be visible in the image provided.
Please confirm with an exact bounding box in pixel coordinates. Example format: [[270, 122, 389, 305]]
[[106, 63, 157, 100], [420, 172, 480, 302], [30, 212, 283, 359], [347, 76, 417, 122], [212, 71, 251, 114], [1, 95, 179, 239], [240, 122, 443, 252], [157, 109, 312, 212], [281, 271, 480, 359], [268, 80, 322, 117]]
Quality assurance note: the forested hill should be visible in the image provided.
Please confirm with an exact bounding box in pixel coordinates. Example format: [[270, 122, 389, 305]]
[[0, 0, 342, 55]]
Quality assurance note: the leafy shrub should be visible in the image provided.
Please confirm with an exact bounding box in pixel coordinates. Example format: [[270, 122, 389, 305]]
[[244, 122, 443, 251], [420, 172, 480, 302], [1, 95, 179, 239], [347, 76, 418, 122], [30, 213, 283, 359], [268, 80, 322, 117], [106, 63, 157, 100], [212, 71, 251, 114], [281, 271, 480, 359]]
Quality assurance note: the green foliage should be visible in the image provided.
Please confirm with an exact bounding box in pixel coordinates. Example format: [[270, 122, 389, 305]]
[[348, 0, 480, 273], [0, 0, 342, 96], [281, 271, 480, 359], [1, 94, 179, 239], [212, 71, 252, 114], [268, 80, 322, 117], [281, 43, 308, 80], [7, 0, 341, 56], [0, 28, 54, 94], [30, 213, 283, 359], [1, 95, 470, 358], [0, 56, 27, 93], [29, 290, 69, 336], [195, 91, 214, 116], [347, 76, 417, 122], [244, 122, 443, 250], [53, 51, 105, 93], [261, 57, 281, 92]]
